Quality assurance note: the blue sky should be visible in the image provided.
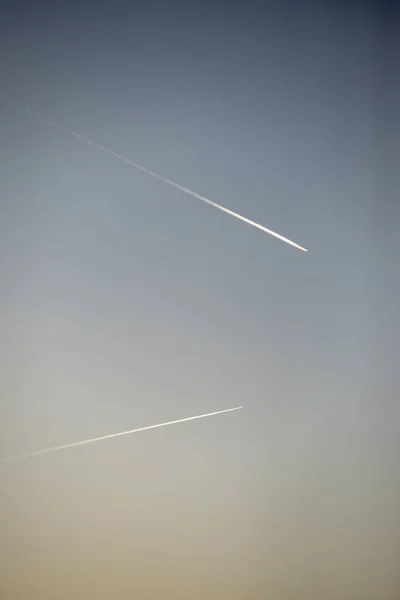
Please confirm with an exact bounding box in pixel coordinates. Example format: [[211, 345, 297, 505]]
[[0, 2, 398, 598]]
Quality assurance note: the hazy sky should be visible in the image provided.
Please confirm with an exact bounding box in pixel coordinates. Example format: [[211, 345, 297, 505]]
[[0, 2, 399, 598]]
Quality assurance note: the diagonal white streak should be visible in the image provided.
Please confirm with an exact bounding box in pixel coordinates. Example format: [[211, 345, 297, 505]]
[[0, 406, 243, 464], [24, 108, 307, 252]]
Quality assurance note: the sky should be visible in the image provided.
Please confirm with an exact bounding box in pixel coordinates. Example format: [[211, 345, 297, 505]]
[[0, 1, 399, 598]]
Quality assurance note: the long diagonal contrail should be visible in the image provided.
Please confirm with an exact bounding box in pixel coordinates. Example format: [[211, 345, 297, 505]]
[[24, 108, 307, 252], [0, 406, 243, 464]]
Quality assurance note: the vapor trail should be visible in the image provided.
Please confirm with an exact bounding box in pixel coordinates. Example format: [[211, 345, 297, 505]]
[[1, 406, 243, 464], [24, 108, 307, 252]]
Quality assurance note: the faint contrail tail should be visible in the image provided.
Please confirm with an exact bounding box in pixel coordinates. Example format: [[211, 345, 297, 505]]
[[24, 108, 307, 252], [0, 406, 243, 464]]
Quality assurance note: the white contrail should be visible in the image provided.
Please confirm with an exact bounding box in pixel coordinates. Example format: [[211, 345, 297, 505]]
[[0, 406, 243, 464], [24, 108, 307, 252]]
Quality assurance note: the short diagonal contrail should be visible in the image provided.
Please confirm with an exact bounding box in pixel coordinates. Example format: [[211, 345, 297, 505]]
[[0, 406, 243, 464], [24, 108, 307, 252]]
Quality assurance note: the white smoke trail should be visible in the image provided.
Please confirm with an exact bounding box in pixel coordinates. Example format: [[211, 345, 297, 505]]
[[24, 108, 307, 252], [1, 406, 243, 464]]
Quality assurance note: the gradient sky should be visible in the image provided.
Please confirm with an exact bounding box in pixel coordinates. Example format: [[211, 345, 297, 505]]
[[0, 2, 399, 598]]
